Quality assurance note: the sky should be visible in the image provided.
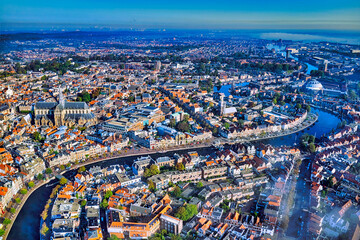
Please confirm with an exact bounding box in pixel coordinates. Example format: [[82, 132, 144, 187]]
[[1, 0, 360, 30]]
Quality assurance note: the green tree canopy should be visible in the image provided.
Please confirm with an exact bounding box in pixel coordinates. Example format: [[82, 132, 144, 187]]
[[36, 173, 44, 180], [3, 218, 11, 225], [148, 180, 156, 192], [175, 162, 185, 171], [309, 143, 316, 153], [100, 199, 108, 209], [175, 204, 198, 221], [59, 177, 68, 185], [176, 121, 190, 133], [172, 186, 182, 198], [144, 164, 160, 177], [108, 235, 122, 240], [104, 190, 113, 199], [20, 188, 28, 194]]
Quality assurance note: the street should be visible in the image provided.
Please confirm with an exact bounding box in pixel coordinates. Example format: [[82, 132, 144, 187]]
[[286, 157, 312, 239]]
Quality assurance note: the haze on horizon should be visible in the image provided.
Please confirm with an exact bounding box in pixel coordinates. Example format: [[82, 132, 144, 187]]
[[1, 0, 360, 31]]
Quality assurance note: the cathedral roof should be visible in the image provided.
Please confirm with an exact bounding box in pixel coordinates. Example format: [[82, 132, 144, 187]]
[[35, 101, 89, 110], [64, 113, 95, 120], [35, 102, 58, 109]]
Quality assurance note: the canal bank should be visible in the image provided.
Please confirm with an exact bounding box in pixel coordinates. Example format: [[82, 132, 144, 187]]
[[7, 108, 341, 240], [2, 178, 51, 240], [7, 145, 215, 240]]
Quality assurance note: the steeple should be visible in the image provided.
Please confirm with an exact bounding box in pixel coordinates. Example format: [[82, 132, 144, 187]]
[[58, 86, 65, 106]]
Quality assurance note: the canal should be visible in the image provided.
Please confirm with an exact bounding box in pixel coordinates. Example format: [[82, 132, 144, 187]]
[[266, 43, 318, 74], [8, 148, 213, 240], [8, 108, 340, 240]]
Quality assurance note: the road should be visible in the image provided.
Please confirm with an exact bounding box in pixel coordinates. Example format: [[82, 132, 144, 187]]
[[286, 156, 312, 239]]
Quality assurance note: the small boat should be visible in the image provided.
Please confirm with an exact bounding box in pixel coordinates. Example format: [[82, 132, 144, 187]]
[[46, 182, 57, 188]]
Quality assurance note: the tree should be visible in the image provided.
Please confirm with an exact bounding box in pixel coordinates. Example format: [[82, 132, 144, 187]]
[[175, 204, 198, 221], [80, 91, 91, 102], [175, 162, 185, 171], [196, 182, 203, 188], [310, 70, 324, 78], [176, 121, 190, 133], [173, 186, 182, 198], [108, 235, 122, 240], [175, 207, 186, 220], [224, 122, 230, 130], [59, 177, 68, 185], [306, 105, 311, 112], [0, 229, 4, 236], [78, 166, 86, 173], [104, 190, 113, 199], [28, 181, 35, 188], [15, 197, 21, 203], [40, 222, 49, 235], [183, 114, 190, 122], [144, 164, 160, 178], [45, 168, 52, 174], [3, 218, 11, 225], [212, 127, 219, 135], [220, 201, 230, 211], [36, 173, 44, 180], [32, 131, 42, 141], [143, 168, 151, 178], [169, 118, 176, 128], [60, 165, 65, 171], [20, 188, 27, 194], [10, 207, 16, 214], [100, 199, 108, 209], [296, 103, 302, 110], [81, 200, 87, 207], [308, 135, 315, 144], [169, 234, 182, 240], [309, 143, 316, 153], [148, 180, 156, 192], [149, 164, 160, 175], [272, 98, 277, 105], [321, 189, 327, 198], [127, 94, 135, 102], [349, 89, 358, 100]]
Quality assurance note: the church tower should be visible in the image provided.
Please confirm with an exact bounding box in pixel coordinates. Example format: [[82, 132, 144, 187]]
[[54, 87, 65, 126], [220, 93, 226, 116], [58, 87, 65, 106]]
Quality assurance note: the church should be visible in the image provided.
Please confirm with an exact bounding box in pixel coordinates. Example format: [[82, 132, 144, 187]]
[[34, 88, 97, 127]]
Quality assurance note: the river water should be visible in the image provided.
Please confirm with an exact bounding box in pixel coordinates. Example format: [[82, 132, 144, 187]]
[[8, 100, 340, 240], [266, 44, 318, 74], [8, 148, 213, 240]]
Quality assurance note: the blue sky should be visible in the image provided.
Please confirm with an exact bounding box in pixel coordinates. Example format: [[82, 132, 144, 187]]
[[1, 0, 360, 30]]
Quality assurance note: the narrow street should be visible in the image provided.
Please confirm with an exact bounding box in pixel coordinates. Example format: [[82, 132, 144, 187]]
[[286, 156, 312, 239]]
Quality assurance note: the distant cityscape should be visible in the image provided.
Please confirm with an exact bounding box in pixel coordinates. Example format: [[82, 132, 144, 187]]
[[0, 30, 359, 240]]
